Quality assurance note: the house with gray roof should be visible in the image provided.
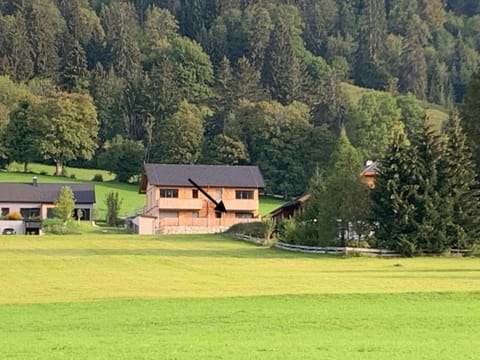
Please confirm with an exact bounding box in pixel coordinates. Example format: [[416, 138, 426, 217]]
[[138, 163, 265, 234], [0, 180, 95, 223]]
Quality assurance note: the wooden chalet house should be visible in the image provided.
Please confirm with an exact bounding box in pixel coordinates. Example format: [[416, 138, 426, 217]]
[[137, 163, 265, 234]]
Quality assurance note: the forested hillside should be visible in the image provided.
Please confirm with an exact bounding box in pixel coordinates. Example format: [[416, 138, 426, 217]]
[[0, 0, 479, 197]]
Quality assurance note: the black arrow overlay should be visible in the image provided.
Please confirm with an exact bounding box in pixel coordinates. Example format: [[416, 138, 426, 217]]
[[188, 178, 227, 213]]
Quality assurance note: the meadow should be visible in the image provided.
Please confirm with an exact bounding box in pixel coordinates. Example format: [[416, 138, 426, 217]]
[[0, 234, 479, 359]]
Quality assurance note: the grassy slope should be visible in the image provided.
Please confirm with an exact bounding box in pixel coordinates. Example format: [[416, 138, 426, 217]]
[[0, 234, 479, 359], [0, 164, 285, 217], [342, 83, 450, 129]]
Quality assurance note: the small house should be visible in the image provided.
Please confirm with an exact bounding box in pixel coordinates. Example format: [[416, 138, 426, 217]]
[[0, 180, 95, 228]]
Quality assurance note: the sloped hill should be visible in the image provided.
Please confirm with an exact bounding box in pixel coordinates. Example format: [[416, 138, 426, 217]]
[[342, 83, 450, 129]]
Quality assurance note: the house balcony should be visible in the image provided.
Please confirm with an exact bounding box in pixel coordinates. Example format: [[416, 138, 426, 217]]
[[157, 198, 203, 210], [223, 199, 258, 211]]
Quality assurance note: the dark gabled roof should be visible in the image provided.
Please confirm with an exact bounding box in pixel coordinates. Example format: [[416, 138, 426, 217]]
[[0, 183, 95, 204], [142, 163, 265, 189], [267, 194, 311, 217]]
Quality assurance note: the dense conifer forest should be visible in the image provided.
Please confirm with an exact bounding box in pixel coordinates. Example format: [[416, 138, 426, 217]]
[[1, 0, 480, 253]]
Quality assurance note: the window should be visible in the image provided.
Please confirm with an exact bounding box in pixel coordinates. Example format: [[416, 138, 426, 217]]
[[47, 208, 55, 219], [235, 190, 254, 199], [20, 208, 40, 219], [235, 212, 254, 219], [192, 189, 198, 199], [160, 189, 178, 198], [1, 208, 9, 216], [216, 188, 223, 199]]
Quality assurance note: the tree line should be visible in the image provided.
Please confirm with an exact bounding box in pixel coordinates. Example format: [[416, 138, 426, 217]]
[[0, 0, 480, 196]]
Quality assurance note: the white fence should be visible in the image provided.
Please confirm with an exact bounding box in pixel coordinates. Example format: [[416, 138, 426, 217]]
[[274, 242, 401, 256]]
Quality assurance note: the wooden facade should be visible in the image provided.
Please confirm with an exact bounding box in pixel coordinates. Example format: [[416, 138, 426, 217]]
[[139, 164, 265, 234]]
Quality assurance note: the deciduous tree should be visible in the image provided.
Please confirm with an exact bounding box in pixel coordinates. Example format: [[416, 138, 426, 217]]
[[97, 135, 145, 183], [37, 92, 98, 176], [152, 101, 208, 164]]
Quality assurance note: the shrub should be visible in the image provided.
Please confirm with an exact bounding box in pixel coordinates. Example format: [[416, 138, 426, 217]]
[[6, 212, 22, 220], [92, 174, 103, 182], [225, 222, 265, 238], [346, 239, 370, 248], [43, 219, 82, 234], [278, 218, 335, 247], [42, 218, 66, 234], [262, 217, 277, 246], [70, 174, 76, 179], [278, 218, 299, 244]]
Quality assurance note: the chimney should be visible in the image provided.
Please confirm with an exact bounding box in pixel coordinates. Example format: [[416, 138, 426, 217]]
[[32, 176, 38, 187]]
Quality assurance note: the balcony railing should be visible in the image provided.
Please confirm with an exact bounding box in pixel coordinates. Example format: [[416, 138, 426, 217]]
[[158, 217, 259, 228], [222, 199, 258, 211]]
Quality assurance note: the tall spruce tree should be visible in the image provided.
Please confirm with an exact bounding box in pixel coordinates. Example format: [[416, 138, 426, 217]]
[[412, 119, 447, 253], [322, 128, 370, 245], [438, 116, 480, 249], [262, 19, 302, 105], [372, 129, 422, 255], [399, 15, 427, 100], [354, 0, 389, 89], [460, 68, 480, 173]]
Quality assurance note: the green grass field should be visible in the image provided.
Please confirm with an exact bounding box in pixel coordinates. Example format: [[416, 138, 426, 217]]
[[0, 234, 479, 359]]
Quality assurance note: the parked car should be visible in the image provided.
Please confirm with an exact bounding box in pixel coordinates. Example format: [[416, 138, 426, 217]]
[[2, 228, 15, 235]]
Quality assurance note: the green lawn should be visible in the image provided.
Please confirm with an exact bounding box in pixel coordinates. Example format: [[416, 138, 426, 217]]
[[0, 234, 479, 359]]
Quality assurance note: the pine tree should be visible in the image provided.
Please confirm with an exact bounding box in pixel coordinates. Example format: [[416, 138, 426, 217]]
[[100, 2, 141, 77], [372, 129, 421, 255], [26, 3, 61, 80], [438, 116, 480, 249], [323, 128, 370, 245], [244, 4, 272, 70], [5, 12, 33, 81], [412, 119, 446, 253], [60, 31, 88, 91], [212, 56, 235, 112], [233, 56, 267, 103], [460, 68, 480, 173], [399, 15, 427, 100], [90, 63, 126, 145], [262, 19, 302, 105], [312, 70, 350, 134], [354, 0, 389, 89]]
